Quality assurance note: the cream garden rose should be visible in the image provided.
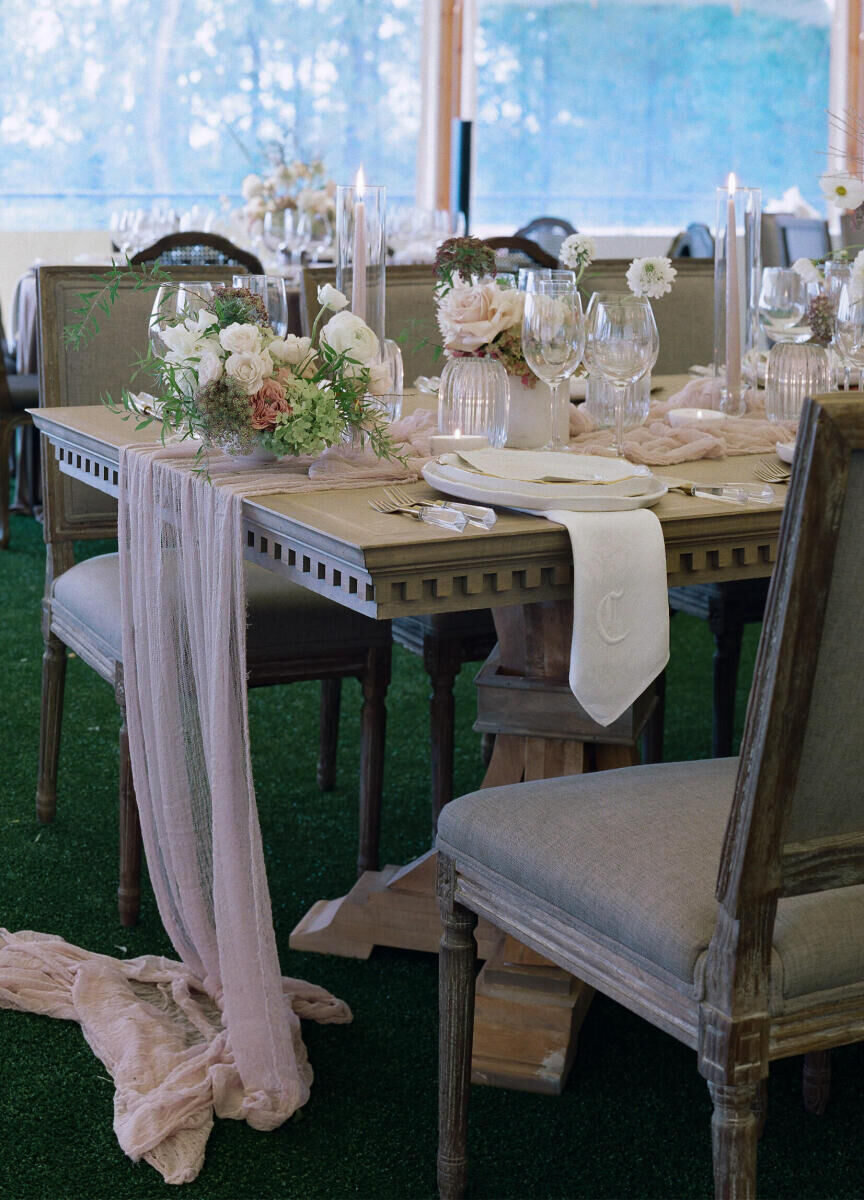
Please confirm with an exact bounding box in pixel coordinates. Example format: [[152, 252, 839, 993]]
[[437, 280, 524, 353]]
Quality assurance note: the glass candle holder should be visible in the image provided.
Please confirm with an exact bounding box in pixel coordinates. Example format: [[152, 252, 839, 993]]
[[437, 356, 510, 447], [713, 182, 761, 415], [765, 341, 832, 423], [336, 181, 386, 344]]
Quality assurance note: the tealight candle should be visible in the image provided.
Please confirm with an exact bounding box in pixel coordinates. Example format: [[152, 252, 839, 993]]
[[430, 430, 489, 456]]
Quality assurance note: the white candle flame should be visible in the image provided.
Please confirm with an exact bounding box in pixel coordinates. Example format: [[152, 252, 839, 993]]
[[727, 171, 737, 196], [355, 165, 365, 198], [454, 429, 462, 438]]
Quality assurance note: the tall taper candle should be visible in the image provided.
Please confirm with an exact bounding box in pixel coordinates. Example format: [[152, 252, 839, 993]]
[[725, 173, 741, 402], [352, 166, 367, 322]]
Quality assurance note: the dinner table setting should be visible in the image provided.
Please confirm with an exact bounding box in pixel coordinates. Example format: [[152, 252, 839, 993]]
[[9, 169, 824, 1182]]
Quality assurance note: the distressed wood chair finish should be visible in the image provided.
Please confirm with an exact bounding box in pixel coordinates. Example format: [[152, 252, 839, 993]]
[[437, 392, 864, 1198], [0, 351, 38, 549], [35, 266, 391, 925]]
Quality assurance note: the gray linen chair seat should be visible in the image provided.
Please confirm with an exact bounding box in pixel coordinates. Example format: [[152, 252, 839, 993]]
[[437, 758, 864, 1003], [52, 553, 390, 661], [7, 372, 39, 408]]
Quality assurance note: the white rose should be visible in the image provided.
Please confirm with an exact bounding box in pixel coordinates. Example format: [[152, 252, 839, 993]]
[[437, 281, 524, 352], [219, 322, 263, 355], [224, 350, 272, 395], [791, 257, 822, 286], [241, 173, 265, 200], [268, 333, 314, 366], [321, 310, 380, 365], [317, 283, 349, 312], [196, 348, 223, 388], [185, 308, 218, 335]]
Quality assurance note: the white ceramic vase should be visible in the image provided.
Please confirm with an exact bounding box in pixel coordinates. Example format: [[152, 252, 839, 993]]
[[505, 375, 552, 449]]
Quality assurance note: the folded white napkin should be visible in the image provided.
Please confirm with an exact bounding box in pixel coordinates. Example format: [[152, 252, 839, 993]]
[[543, 508, 669, 726]]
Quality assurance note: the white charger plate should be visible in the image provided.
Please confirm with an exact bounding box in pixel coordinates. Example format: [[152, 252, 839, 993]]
[[438, 450, 654, 496], [422, 459, 667, 511], [776, 441, 796, 464]]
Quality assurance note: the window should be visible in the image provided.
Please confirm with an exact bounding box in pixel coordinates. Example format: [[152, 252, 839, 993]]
[[472, 0, 832, 232], [0, 0, 422, 229]]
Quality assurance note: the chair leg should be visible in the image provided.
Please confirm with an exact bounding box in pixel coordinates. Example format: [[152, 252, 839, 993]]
[[802, 1049, 831, 1115], [317, 677, 341, 791], [437, 856, 478, 1200], [709, 1080, 759, 1200], [117, 697, 142, 927], [0, 418, 13, 550], [36, 631, 67, 823], [424, 635, 462, 833], [356, 644, 390, 877], [711, 625, 745, 758]]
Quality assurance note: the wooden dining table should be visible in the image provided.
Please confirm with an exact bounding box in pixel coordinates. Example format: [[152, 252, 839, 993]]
[[30, 383, 788, 1094]]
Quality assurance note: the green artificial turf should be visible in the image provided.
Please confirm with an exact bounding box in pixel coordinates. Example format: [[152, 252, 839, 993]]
[[1, 508, 861, 1200]]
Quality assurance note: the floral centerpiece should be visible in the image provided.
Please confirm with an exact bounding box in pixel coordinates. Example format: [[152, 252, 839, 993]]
[[67, 268, 397, 466], [240, 144, 336, 232]]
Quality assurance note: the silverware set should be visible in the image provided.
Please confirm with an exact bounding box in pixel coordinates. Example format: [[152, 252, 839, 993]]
[[369, 486, 497, 532], [752, 457, 792, 484]]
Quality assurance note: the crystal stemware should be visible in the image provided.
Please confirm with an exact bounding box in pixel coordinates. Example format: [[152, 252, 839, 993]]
[[233, 274, 289, 337], [832, 282, 864, 391], [583, 292, 658, 458], [758, 268, 808, 344], [521, 276, 585, 452]]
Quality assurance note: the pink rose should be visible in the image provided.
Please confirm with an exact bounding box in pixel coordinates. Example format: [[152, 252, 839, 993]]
[[250, 378, 290, 430]]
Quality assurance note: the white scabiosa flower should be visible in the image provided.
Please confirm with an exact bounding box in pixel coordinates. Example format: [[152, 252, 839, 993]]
[[819, 172, 864, 210], [558, 233, 596, 274], [626, 256, 677, 299]]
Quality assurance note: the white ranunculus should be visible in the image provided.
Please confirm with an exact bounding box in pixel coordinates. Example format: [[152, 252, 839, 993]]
[[241, 173, 266, 200], [321, 310, 380, 365], [819, 171, 864, 211], [185, 308, 219, 335], [219, 322, 263, 355], [159, 322, 206, 360], [436, 280, 524, 352], [196, 348, 223, 388], [317, 283, 349, 312], [224, 350, 272, 395], [791, 258, 822, 286], [268, 334, 313, 366], [625, 256, 677, 299]]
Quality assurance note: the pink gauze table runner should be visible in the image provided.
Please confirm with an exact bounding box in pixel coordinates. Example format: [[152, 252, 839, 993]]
[[0, 409, 435, 1184]]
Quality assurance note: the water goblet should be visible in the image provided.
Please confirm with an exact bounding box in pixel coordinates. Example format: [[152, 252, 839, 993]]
[[233, 274, 289, 337], [583, 292, 658, 458], [521, 276, 585, 451], [758, 268, 808, 344], [832, 282, 864, 391]]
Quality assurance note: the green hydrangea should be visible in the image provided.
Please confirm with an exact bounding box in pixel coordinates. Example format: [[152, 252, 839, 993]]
[[262, 377, 345, 457]]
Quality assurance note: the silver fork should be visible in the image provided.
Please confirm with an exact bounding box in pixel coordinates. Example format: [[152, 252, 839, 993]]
[[753, 457, 791, 484], [368, 496, 467, 531], [383, 485, 497, 529]]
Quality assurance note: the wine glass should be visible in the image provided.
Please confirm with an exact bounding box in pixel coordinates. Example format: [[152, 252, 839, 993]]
[[758, 268, 808, 344], [521, 276, 585, 452], [584, 292, 658, 458], [148, 281, 215, 357], [233, 274, 289, 336], [832, 282, 864, 391]]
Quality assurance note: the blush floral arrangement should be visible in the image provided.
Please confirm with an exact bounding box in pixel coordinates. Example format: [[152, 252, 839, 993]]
[[432, 235, 676, 384], [67, 268, 397, 464], [240, 145, 336, 231]]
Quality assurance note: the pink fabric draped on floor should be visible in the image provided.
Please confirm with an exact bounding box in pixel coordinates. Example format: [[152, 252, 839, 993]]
[[0, 409, 435, 1184]]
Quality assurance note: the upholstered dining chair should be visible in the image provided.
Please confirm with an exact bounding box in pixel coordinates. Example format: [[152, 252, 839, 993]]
[[130, 231, 264, 275], [437, 390, 864, 1199], [0, 311, 39, 549], [484, 235, 559, 273], [34, 265, 391, 926], [667, 221, 715, 259], [514, 216, 577, 260], [761, 215, 831, 269]]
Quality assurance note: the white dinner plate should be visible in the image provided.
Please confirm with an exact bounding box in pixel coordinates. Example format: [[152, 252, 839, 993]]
[[438, 450, 654, 495], [422, 459, 667, 512], [776, 440, 796, 464]]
